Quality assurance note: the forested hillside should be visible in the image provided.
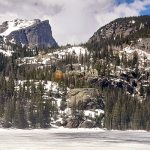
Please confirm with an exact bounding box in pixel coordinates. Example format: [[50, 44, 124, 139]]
[[0, 16, 150, 130]]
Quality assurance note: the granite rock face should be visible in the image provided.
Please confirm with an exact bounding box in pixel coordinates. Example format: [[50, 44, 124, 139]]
[[0, 19, 58, 49], [66, 88, 103, 110]]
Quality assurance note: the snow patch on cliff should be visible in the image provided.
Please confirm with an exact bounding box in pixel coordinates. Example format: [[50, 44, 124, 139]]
[[0, 19, 39, 36]]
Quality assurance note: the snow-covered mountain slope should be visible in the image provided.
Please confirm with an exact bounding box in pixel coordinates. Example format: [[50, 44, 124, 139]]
[[122, 46, 150, 68], [0, 19, 58, 49], [52, 46, 88, 59], [17, 46, 89, 66]]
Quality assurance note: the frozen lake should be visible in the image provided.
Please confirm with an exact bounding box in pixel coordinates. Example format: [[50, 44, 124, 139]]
[[0, 128, 150, 150]]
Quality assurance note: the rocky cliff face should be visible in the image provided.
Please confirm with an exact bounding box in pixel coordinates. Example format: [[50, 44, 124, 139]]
[[0, 19, 58, 49], [87, 16, 150, 53]]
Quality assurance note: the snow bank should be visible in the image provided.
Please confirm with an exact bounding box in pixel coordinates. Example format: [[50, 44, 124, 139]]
[[84, 109, 104, 118], [0, 49, 13, 56]]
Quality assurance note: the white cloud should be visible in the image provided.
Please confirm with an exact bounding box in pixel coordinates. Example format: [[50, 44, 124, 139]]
[[0, 0, 149, 45]]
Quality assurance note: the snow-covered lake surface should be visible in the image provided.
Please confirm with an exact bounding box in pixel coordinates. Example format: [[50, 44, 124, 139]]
[[0, 128, 150, 150]]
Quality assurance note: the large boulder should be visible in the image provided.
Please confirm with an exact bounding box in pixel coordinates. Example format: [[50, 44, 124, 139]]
[[0, 118, 12, 128], [79, 121, 95, 128], [2, 121, 12, 128], [65, 117, 82, 128], [66, 88, 103, 109]]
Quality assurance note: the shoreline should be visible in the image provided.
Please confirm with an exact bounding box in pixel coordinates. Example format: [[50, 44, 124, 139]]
[[0, 127, 149, 133]]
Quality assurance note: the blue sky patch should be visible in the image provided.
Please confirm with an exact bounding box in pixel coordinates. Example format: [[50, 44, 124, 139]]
[[116, 0, 150, 16], [115, 0, 134, 5], [140, 5, 150, 15]]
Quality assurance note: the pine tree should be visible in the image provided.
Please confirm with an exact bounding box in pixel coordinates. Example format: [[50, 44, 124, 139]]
[[112, 101, 121, 130], [14, 101, 28, 129], [132, 51, 139, 68]]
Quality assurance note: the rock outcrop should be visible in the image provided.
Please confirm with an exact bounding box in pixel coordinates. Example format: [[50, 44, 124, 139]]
[[66, 88, 104, 110]]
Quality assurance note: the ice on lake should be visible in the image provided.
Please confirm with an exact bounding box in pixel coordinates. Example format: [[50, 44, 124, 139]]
[[0, 128, 150, 150]]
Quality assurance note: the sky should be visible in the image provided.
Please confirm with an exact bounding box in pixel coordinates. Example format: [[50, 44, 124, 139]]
[[0, 0, 150, 45]]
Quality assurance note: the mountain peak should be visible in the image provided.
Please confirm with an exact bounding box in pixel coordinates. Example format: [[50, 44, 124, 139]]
[[87, 15, 150, 52], [0, 19, 58, 49]]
